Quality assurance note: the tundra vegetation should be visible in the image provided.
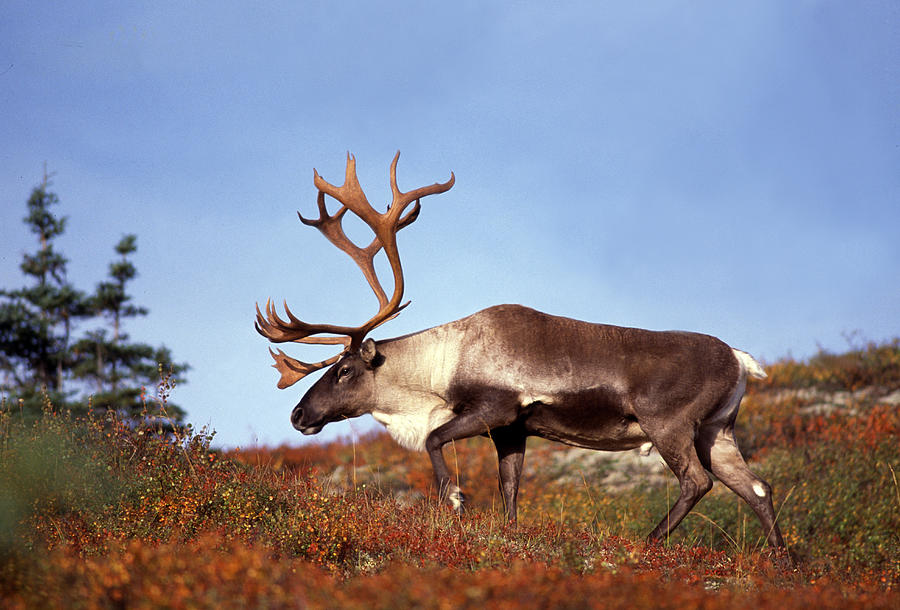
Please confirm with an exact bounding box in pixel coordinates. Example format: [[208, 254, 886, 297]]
[[1, 339, 899, 608]]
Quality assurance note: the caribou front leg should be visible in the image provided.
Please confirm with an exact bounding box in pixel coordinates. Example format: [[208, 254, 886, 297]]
[[424, 404, 517, 513], [642, 418, 713, 543], [491, 425, 527, 524]]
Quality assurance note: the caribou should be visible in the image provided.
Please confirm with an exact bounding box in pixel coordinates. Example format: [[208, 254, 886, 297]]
[[256, 152, 786, 548]]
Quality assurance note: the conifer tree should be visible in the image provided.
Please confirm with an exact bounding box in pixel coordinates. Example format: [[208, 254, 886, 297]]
[[71, 235, 189, 423], [0, 168, 89, 412], [2, 170, 189, 427]]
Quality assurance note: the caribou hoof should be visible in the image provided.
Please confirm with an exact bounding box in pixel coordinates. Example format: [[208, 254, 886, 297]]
[[770, 547, 797, 571], [448, 485, 466, 513]]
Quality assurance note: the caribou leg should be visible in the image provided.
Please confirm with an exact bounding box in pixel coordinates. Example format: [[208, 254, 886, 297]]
[[644, 423, 713, 543], [696, 425, 786, 548], [425, 404, 517, 513], [490, 426, 527, 524]]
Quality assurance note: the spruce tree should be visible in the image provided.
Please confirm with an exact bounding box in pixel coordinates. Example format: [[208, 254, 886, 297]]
[[0, 169, 89, 412], [2, 170, 189, 427], [70, 235, 188, 424]]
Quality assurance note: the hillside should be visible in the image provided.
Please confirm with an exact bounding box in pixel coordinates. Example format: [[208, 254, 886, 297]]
[[2, 339, 898, 607]]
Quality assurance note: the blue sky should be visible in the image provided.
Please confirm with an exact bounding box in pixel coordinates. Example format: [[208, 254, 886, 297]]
[[2, 2, 897, 448]]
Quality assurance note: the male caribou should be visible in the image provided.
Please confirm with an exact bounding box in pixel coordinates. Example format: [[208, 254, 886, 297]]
[[256, 153, 785, 549]]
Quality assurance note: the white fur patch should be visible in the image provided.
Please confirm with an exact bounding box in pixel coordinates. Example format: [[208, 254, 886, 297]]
[[448, 485, 464, 511], [371, 403, 455, 452], [367, 328, 464, 452], [733, 349, 768, 380], [639, 442, 654, 456], [752, 483, 767, 498]]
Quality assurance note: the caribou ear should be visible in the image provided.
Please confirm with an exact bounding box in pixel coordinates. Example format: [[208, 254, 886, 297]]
[[360, 338, 382, 368]]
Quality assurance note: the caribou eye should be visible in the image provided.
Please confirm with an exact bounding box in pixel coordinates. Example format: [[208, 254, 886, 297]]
[[337, 365, 352, 381]]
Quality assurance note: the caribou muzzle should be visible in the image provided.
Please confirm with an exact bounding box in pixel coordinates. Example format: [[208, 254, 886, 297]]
[[291, 405, 323, 435]]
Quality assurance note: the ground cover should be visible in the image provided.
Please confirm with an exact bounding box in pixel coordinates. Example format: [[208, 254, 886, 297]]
[[2, 340, 898, 607]]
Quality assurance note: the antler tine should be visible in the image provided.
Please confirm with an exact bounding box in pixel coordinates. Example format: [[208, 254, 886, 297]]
[[254, 299, 359, 345], [313, 153, 381, 226], [298, 191, 348, 228], [254, 300, 288, 342], [255, 299, 305, 343], [387, 151, 455, 223], [397, 199, 421, 231], [282, 301, 357, 346]]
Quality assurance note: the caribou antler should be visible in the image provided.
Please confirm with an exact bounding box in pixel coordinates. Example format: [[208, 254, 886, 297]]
[[256, 152, 454, 388]]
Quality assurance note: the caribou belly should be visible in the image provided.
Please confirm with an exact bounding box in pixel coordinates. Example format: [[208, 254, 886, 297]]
[[520, 387, 649, 451]]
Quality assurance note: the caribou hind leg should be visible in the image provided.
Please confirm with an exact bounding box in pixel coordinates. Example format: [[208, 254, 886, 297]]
[[693, 360, 786, 550], [696, 425, 785, 548]]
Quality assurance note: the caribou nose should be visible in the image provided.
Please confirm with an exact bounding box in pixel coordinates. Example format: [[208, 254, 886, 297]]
[[291, 405, 303, 429]]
